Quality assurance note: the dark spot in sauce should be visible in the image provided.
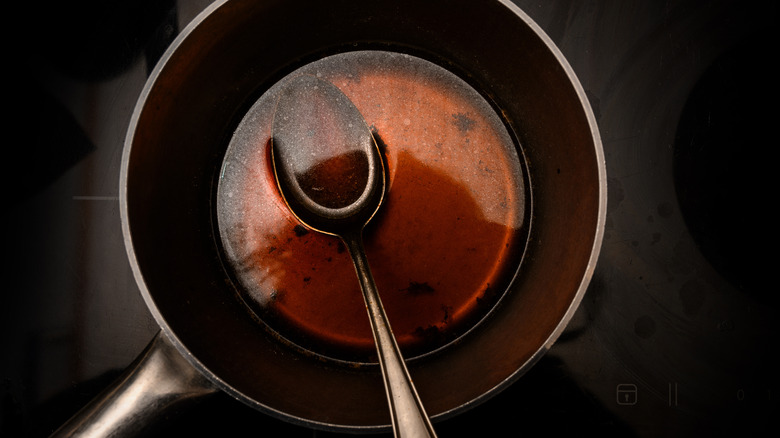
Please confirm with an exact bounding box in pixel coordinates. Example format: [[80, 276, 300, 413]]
[[441, 305, 452, 324], [413, 325, 445, 343], [475, 284, 496, 304], [452, 112, 476, 132], [402, 281, 435, 295]]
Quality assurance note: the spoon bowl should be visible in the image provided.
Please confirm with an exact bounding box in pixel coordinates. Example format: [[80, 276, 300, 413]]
[[270, 75, 385, 234], [270, 74, 437, 438]]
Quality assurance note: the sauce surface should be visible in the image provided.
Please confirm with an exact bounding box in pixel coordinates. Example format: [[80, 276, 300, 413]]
[[217, 51, 528, 362]]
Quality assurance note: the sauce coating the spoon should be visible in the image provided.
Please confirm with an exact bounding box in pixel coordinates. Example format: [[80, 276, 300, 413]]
[[217, 51, 529, 363], [271, 74, 375, 214], [297, 149, 369, 209]]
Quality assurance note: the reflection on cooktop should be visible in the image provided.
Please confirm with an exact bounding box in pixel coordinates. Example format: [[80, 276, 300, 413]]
[[3, 0, 776, 437]]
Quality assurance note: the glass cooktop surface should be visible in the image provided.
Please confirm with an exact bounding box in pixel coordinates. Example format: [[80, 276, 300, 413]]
[[4, 0, 775, 436]]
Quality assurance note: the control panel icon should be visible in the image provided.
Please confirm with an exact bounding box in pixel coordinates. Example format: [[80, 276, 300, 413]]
[[617, 383, 638, 405]]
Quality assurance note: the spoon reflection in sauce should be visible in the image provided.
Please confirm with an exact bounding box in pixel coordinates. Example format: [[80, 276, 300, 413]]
[[270, 74, 437, 438]]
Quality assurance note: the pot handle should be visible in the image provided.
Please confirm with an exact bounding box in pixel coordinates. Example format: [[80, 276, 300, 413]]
[[50, 331, 218, 437]]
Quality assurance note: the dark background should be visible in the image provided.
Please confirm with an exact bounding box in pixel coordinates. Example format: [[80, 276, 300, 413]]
[[4, 0, 776, 436]]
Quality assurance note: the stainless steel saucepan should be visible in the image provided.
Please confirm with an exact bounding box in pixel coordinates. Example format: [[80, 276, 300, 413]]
[[53, 0, 605, 435]]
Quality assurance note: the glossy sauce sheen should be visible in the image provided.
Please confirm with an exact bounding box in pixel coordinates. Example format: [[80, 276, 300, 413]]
[[217, 51, 529, 362]]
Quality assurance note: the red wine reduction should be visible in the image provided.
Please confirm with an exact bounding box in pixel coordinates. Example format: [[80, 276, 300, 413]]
[[217, 51, 529, 363]]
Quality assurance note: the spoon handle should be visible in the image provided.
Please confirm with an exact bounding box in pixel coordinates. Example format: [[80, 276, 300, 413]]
[[342, 232, 437, 438]]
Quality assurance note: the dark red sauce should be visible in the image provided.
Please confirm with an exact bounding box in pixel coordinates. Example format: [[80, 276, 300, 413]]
[[217, 51, 529, 362], [296, 149, 369, 210]]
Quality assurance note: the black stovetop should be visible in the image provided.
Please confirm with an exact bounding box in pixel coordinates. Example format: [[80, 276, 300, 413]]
[[4, 1, 776, 436]]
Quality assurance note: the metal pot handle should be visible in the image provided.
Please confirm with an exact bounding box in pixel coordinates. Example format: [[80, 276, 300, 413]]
[[50, 331, 218, 437]]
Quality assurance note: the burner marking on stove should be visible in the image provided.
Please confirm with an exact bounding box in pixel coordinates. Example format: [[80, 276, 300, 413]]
[[616, 383, 638, 405]]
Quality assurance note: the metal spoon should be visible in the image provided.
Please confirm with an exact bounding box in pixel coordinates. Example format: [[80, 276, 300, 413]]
[[270, 74, 437, 438]]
